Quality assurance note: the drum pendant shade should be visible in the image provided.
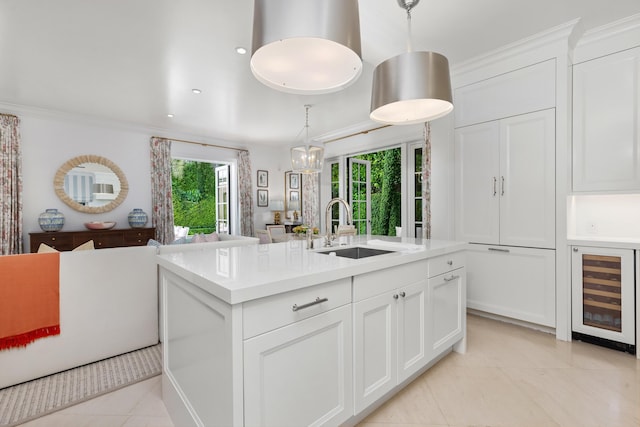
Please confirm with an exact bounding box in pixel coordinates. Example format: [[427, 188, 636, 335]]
[[370, 51, 453, 125], [370, 0, 453, 125], [251, 0, 363, 95]]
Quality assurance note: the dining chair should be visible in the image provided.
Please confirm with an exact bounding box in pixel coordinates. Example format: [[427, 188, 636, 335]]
[[266, 225, 286, 237], [256, 229, 271, 244]]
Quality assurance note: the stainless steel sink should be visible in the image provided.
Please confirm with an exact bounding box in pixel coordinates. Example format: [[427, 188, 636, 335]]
[[316, 246, 395, 259]]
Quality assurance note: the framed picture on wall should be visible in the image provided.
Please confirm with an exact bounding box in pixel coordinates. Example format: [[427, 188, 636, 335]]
[[284, 170, 303, 218], [257, 189, 268, 207], [289, 173, 299, 189], [257, 170, 268, 188]]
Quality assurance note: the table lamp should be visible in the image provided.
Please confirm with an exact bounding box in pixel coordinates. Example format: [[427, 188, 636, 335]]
[[271, 199, 284, 224], [289, 200, 300, 222]]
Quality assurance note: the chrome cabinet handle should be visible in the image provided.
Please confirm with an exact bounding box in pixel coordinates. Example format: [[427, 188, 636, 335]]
[[447, 260, 453, 266], [501, 176, 505, 196], [444, 275, 459, 282], [399, 291, 406, 297], [493, 177, 497, 196], [292, 297, 328, 312], [393, 294, 399, 300], [573, 247, 579, 252], [488, 247, 510, 253]]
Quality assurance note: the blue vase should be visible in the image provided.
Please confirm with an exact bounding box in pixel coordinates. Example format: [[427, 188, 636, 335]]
[[38, 209, 65, 232], [128, 208, 148, 228]]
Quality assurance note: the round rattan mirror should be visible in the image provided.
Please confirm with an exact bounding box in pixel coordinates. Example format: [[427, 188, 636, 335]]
[[53, 155, 129, 213]]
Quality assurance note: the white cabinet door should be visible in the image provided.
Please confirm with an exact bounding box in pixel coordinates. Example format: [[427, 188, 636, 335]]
[[571, 246, 635, 345], [244, 305, 353, 427], [353, 291, 397, 414], [397, 280, 428, 383], [573, 47, 640, 192], [428, 267, 466, 358], [499, 110, 555, 249], [454, 121, 501, 245], [466, 245, 556, 327], [455, 109, 555, 249]]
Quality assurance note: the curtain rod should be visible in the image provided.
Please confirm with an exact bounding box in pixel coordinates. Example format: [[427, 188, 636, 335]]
[[152, 136, 248, 153], [322, 124, 391, 144]]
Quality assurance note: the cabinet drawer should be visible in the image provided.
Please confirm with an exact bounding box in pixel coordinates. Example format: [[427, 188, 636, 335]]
[[79, 233, 123, 249], [123, 229, 155, 245], [243, 278, 351, 339], [353, 261, 427, 302], [428, 252, 465, 278], [32, 234, 74, 251]]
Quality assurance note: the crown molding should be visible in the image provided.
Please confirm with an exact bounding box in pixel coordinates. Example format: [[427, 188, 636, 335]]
[[573, 13, 640, 63], [452, 19, 580, 87], [0, 101, 250, 152]]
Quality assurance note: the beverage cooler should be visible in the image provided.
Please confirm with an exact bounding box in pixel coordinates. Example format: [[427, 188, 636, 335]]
[[571, 246, 635, 354]]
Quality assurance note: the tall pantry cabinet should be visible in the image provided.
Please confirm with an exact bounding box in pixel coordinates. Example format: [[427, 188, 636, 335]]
[[454, 60, 557, 328], [572, 46, 640, 192]]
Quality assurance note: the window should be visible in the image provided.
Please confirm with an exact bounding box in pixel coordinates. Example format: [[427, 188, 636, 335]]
[[352, 147, 402, 236], [172, 159, 230, 235], [412, 146, 423, 238]]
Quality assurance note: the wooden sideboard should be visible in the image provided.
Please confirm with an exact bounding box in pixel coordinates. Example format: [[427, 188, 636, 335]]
[[29, 227, 156, 252]]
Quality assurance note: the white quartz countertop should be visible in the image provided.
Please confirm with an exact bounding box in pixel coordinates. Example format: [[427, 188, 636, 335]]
[[156, 236, 467, 304]]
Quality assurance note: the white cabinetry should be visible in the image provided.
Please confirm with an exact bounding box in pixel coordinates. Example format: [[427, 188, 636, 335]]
[[243, 278, 353, 427], [244, 305, 353, 427], [353, 262, 428, 413], [454, 59, 556, 127], [427, 253, 466, 357], [573, 46, 640, 192], [455, 109, 556, 249], [466, 245, 556, 327]]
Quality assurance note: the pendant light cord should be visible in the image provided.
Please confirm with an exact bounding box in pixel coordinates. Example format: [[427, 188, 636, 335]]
[[304, 104, 310, 146], [406, 8, 413, 53]]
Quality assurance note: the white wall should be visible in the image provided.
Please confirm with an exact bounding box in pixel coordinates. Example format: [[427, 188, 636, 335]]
[[568, 194, 640, 239], [11, 105, 285, 249], [249, 145, 291, 231], [20, 111, 153, 249], [11, 102, 453, 249]]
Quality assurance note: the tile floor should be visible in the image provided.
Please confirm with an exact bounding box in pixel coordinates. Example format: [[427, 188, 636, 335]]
[[20, 314, 640, 427]]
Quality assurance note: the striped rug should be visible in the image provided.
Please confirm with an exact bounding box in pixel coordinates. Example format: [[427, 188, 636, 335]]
[[0, 344, 161, 426]]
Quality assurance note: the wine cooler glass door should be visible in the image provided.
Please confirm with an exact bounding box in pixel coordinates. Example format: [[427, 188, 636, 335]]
[[571, 246, 635, 345]]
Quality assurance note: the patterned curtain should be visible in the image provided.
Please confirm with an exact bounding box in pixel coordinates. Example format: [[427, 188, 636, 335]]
[[0, 114, 23, 254], [238, 150, 254, 237], [302, 173, 320, 227], [421, 122, 432, 240], [150, 137, 174, 244]]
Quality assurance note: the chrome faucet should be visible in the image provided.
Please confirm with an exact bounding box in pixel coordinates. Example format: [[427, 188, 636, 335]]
[[324, 198, 353, 247]]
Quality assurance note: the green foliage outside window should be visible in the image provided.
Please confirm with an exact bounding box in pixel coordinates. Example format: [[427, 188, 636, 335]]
[[172, 159, 218, 234], [354, 147, 402, 236]]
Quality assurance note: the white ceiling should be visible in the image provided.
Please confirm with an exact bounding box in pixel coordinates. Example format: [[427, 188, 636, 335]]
[[1, 0, 639, 146]]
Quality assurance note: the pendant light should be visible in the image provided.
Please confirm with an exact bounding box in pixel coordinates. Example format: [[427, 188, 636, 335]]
[[251, 0, 362, 95], [291, 105, 324, 174], [370, 0, 453, 125]]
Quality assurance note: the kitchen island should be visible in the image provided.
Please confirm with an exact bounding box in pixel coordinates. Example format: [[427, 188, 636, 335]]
[[157, 236, 467, 427]]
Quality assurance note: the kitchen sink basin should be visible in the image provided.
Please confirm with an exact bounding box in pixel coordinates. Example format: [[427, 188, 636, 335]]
[[316, 246, 395, 259]]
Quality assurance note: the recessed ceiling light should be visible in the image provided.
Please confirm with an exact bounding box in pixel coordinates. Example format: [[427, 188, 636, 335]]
[[235, 46, 247, 55], [192, 88, 202, 94], [167, 114, 174, 118]]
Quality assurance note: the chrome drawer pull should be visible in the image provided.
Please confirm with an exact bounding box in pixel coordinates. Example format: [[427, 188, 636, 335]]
[[292, 297, 328, 312], [488, 247, 510, 253], [444, 275, 459, 282]]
